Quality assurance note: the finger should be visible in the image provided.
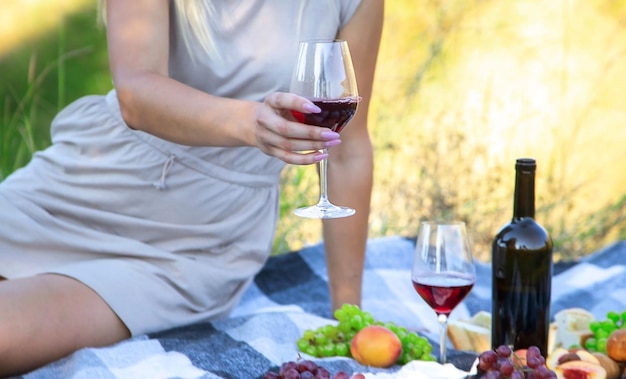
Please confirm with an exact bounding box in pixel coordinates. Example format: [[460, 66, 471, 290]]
[[268, 148, 329, 166], [257, 109, 340, 143], [264, 92, 321, 115], [257, 123, 342, 153]]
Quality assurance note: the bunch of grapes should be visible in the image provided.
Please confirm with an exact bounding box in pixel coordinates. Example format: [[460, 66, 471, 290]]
[[584, 310, 626, 353], [296, 304, 435, 364], [262, 360, 365, 379], [477, 345, 556, 379]]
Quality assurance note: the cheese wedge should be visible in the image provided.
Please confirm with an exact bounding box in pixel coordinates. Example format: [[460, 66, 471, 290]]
[[448, 311, 560, 354], [447, 311, 491, 352], [553, 307, 595, 350]]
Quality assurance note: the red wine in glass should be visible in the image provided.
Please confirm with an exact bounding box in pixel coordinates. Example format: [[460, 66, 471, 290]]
[[411, 221, 476, 364], [289, 40, 359, 219], [412, 273, 475, 316], [291, 98, 358, 133]]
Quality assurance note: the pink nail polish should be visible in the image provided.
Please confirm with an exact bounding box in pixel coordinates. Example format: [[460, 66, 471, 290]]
[[320, 131, 340, 140], [314, 153, 329, 162], [324, 139, 341, 148], [303, 103, 321, 113]]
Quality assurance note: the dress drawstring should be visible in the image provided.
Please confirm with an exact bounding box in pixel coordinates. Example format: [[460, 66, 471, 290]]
[[153, 154, 176, 190]]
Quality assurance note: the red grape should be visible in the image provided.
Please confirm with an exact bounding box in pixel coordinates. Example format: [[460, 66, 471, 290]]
[[526, 355, 544, 369], [279, 362, 298, 375], [316, 367, 331, 379], [332, 372, 350, 379], [262, 360, 367, 379], [478, 350, 498, 371], [298, 360, 318, 373], [477, 345, 555, 379], [526, 346, 541, 360], [499, 360, 514, 376], [496, 345, 512, 358]]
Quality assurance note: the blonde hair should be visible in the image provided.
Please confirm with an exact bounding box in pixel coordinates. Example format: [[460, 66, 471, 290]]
[[98, 0, 217, 58]]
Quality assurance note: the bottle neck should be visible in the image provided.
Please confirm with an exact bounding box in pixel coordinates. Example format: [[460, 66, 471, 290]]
[[513, 167, 536, 219]]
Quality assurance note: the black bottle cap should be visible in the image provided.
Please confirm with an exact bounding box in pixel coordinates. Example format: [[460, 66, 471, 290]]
[[516, 158, 536, 169]]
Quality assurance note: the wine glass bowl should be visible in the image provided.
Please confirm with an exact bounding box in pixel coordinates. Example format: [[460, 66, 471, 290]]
[[411, 221, 476, 364], [289, 40, 359, 219]]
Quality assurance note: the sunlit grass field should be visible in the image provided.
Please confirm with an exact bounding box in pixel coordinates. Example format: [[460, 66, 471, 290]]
[[2, 0, 626, 261]]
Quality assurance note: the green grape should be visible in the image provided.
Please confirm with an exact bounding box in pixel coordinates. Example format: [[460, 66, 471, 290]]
[[303, 329, 315, 340], [401, 336, 413, 346], [607, 311, 620, 324], [421, 342, 433, 355], [335, 342, 349, 357], [303, 345, 318, 357], [344, 331, 356, 343], [595, 328, 610, 340], [297, 338, 309, 351], [322, 324, 337, 339], [416, 336, 430, 347], [601, 320, 616, 333], [408, 345, 423, 358], [320, 343, 336, 357], [584, 336, 597, 352], [589, 321, 601, 334], [350, 314, 364, 331], [296, 303, 435, 365], [395, 327, 408, 340], [398, 351, 412, 365], [337, 321, 352, 333], [314, 332, 329, 345], [596, 337, 608, 353], [343, 304, 359, 317], [587, 310, 626, 354], [334, 308, 346, 321]]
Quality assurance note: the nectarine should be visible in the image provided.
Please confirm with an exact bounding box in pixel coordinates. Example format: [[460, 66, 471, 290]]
[[555, 360, 607, 379], [513, 349, 528, 367], [350, 325, 402, 368]]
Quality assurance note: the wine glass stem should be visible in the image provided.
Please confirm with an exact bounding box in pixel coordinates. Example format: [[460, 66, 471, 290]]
[[438, 313, 448, 364], [318, 148, 330, 205]]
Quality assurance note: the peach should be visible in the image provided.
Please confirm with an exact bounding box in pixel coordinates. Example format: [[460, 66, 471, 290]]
[[350, 325, 402, 368], [513, 349, 528, 367], [554, 360, 607, 379]]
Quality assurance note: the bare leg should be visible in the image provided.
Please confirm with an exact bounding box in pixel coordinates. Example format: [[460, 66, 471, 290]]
[[0, 274, 130, 376]]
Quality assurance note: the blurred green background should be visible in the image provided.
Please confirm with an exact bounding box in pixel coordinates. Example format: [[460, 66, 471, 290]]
[[2, 0, 626, 261]]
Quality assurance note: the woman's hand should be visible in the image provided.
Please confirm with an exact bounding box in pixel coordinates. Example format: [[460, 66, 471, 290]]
[[254, 92, 342, 165]]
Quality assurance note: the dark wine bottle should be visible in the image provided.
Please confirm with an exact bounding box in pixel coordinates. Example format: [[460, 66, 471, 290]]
[[491, 158, 553, 356]]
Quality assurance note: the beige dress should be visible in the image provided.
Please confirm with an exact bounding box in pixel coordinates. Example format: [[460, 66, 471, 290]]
[[0, 0, 362, 336]]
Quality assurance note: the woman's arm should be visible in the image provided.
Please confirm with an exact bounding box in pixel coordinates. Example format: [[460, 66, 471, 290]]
[[105, 0, 337, 165], [323, 0, 384, 313]]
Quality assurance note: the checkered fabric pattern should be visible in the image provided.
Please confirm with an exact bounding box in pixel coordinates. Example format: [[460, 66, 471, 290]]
[[18, 236, 626, 379]]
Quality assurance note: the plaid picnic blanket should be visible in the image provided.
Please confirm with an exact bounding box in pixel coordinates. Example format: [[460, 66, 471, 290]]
[[17, 236, 626, 379]]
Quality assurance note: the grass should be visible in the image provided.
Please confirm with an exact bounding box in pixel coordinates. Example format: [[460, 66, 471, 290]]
[[2, 0, 626, 261]]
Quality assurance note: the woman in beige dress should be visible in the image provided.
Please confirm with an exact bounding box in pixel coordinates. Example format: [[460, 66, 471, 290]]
[[0, 0, 383, 375]]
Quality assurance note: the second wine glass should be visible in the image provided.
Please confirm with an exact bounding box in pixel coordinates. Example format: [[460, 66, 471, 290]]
[[290, 39, 359, 219], [411, 221, 476, 364]]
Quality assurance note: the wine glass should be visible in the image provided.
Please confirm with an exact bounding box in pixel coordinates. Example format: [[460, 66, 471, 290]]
[[289, 39, 359, 219], [411, 221, 476, 364]]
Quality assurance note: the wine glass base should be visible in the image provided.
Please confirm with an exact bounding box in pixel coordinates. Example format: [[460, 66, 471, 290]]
[[294, 204, 356, 219]]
